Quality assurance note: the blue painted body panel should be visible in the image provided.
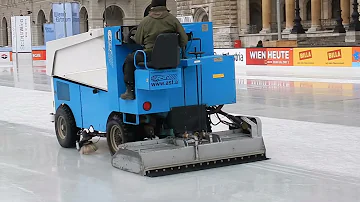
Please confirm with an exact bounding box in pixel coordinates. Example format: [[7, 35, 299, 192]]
[[79, 86, 111, 131], [52, 78, 83, 128], [52, 22, 236, 130]]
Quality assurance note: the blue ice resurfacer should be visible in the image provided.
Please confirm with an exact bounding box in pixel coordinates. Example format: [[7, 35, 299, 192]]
[[46, 22, 266, 176]]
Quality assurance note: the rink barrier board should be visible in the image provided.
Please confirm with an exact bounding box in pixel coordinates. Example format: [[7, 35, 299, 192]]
[[214, 47, 360, 68], [1, 46, 358, 91], [1, 46, 359, 67]]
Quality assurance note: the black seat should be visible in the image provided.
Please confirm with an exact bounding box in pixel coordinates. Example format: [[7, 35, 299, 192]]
[[138, 33, 180, 69]]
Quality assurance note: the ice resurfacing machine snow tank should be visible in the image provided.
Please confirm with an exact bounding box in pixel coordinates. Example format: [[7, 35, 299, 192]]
[[46, 22, 267, 177]]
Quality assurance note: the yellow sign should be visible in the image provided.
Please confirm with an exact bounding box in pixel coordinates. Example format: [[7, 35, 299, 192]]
[[213, 73, 224, 78], [293, 47, 352, 67]]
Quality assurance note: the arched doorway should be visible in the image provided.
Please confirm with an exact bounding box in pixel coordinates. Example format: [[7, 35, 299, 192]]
[[80, 7, 89, 33], [249, 1, 262, 33], [37, 10, 46, 45], [144, 5, 151, 17], [2, 17, 8, 46], [194, 7, 209, 22], [103, 5, 124, 26]]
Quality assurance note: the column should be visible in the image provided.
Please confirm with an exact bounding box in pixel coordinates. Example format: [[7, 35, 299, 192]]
[[283, 0, 295, 33], [260, 0, 271, 33], [238, 0, 250, 34], [341, 0, 350, 27], [308, 0, 322, 32]]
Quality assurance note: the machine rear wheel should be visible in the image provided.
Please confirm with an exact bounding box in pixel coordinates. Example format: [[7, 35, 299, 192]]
[[55, 105, 79, 148], [106, 115, 129, 155]]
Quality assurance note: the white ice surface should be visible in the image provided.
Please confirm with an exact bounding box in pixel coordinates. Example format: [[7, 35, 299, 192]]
[[1, 85, 359, 181]]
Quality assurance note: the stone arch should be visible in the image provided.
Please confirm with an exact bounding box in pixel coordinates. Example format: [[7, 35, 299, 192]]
[[2, 17, 8, 46], [194, 7, 209, 22], [103, 5, 125, 26], [249, 0, 262, 33], [37, 10, 46, 45], [80, 7, 88, 33], [331, 0, 340, 19], [144, 4, 151, 17]]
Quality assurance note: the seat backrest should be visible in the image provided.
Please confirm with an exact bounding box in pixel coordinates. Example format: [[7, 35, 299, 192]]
[[150, 33, 180, 69]]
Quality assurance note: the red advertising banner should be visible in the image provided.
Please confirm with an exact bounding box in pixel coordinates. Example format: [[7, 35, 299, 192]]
[[266, 48, 293, 66], [32, 50, 46, 60], [246, 48, 293, 66], [9, 50, 46, 61], [246, 48, 267, 65]]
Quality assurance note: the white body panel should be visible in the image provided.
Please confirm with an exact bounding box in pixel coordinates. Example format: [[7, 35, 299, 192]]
[[46, 28, 107, 90]]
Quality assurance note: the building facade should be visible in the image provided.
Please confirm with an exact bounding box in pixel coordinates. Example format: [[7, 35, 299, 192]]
[[0, 0, 177, 47], [177, 0, 360, 48], [1, 0, 358, 48]]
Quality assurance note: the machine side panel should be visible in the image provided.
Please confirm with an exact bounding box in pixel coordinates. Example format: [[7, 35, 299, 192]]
[[182, 22, 214, 58], [49, 29, 107, 90], [167, 65, 201, 108], [53, 78, 83, 128], [79, 85, 112, 132], [201, 55, 236, 105], [104, 26, 142, 112], [184, 65, 199, 106]]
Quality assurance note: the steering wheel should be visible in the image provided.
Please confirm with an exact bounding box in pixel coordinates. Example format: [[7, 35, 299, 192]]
[[127, 26, 137, 44]]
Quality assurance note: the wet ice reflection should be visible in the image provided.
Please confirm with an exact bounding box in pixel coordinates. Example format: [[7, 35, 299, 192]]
[[0, 59, 50, 91]]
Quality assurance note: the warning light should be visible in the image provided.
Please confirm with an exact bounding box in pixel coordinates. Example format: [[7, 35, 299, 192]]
[[143, 101, 152, 111]]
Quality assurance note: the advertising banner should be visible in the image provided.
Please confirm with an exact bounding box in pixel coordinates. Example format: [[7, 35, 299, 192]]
[[10, 50, 46, 61], [266, 48, 293, 66], [32, 50, 46, 60], [44, 23, 56, 43], [214, 48, 246, 66], [351, 47, 360, 67], [71, 2, 80, 35], [246, 48, 267, 65], [52, 2, 80, 39], [293, 47, 352, 67], [0, 52, 10, 63], [11, 16, 32, 53]]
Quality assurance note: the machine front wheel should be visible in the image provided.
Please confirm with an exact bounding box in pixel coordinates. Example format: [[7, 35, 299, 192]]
[[55, 105, 79, 148], [106, 115, 129, 155]]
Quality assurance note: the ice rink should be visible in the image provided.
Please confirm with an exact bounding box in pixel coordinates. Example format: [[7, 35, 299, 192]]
[[0, 62, 360, 202]]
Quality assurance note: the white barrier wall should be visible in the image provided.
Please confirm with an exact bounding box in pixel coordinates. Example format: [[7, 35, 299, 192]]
[[214, 48, 360, 83]]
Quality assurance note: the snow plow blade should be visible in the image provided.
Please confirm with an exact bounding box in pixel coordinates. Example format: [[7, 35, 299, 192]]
[[111, 116, 267, 177]]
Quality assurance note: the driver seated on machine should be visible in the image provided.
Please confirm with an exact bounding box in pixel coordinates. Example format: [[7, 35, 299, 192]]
[[121, 0, 188, 100]]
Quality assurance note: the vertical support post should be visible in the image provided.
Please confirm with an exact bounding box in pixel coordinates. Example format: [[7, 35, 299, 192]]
[[291, 0, 305, 34], [260, 0, 271, 33], [348, 0, 360, 31], [276, 0, 281, 39], [334, 8, 346, 33]]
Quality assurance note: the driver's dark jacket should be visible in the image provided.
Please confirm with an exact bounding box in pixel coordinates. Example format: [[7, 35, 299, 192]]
[[134, 6, 188, 53]]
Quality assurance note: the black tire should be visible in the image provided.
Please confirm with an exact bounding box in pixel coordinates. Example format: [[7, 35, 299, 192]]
[[106, 114, 131, 155], [55, 105, 80, 148]]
